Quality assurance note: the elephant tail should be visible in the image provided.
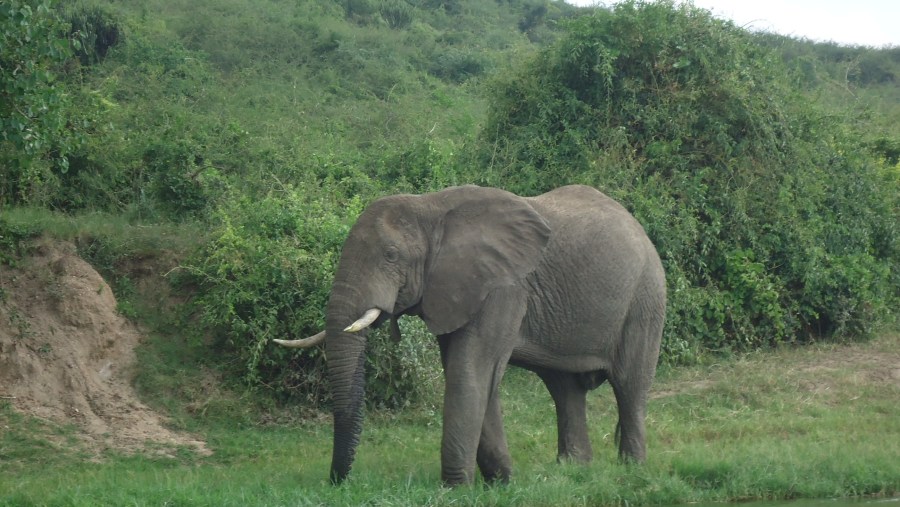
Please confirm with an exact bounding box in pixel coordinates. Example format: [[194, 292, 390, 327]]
[[614, 420, 622, 451]]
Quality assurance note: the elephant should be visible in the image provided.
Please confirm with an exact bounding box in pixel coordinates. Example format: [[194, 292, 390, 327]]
[[275, 184, 666, 486]]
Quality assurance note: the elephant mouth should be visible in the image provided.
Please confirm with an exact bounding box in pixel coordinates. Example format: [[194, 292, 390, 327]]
[[343, 308, 383, 332], [370, 304, 414, 329], [273, 301, 417, 349], [375, 313, 391, 327]]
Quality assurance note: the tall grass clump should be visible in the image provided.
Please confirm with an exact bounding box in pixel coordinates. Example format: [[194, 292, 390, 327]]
[[468, 0, 899, 362]]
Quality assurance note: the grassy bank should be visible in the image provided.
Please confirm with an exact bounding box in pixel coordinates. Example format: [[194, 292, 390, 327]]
[[2, 334, 897, 506]]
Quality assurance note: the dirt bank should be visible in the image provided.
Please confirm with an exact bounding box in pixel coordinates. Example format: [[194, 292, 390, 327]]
[[0, 239, 208, 457]]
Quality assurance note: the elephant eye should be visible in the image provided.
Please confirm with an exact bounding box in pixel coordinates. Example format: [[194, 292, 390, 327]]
[[384, 245, 400, 263]]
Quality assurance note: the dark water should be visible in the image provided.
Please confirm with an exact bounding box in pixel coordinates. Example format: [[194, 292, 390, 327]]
[[690, 498, 898, 507]]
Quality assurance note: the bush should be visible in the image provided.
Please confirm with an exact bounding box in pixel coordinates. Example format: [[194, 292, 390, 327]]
[[143, 139, 221, 220], [183, 185, 441, 408], [378, 0, 414, 29], [428, 47, 488, 83], [0, 0, 85, 205], [376, 137, 459, 192], [61, 4, 121, 66], [0, 215, 40, 267], [467, 0, 899, 360]]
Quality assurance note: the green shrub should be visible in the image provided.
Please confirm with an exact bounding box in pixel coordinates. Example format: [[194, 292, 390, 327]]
[[378, 0, 414, 29], [376, 138, 459, 192], [183, 186, 440, 408], [0, 215, 40, 267], [0, 0, 85, 205], [143, 139, 219, 219], [61, 3, 121, 66], [428, 47, 488, 83], [467, 0, 899, 359], [342, 0, 377, 23]]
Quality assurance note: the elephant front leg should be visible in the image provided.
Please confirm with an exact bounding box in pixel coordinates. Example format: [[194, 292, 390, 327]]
[[440, 334, 512, 486], [439, 357, 491, 486], [476, 387, 512, 484], [437, 288, 523, 486]]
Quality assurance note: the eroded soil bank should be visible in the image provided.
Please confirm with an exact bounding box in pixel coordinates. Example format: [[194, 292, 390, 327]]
[[0, 239, 207, 457]]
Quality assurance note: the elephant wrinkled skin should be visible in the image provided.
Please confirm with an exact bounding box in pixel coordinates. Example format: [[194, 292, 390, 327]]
[[275, 185, 666, 486]]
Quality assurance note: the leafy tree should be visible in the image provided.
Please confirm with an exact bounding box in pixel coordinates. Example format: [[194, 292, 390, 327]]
[[468, 0, 899, 361], [0, 0, 82, 205], [63, 4, 121, 66]]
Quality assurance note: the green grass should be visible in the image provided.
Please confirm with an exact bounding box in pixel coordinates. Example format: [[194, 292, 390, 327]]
[[0, 207, 208, 254], [2, 335, 897, 506]]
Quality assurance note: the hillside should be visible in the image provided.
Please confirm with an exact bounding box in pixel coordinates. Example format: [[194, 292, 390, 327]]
[[1, 0, 582, 214], [1, 2, 899, 501], [2, 0, 898, 407]]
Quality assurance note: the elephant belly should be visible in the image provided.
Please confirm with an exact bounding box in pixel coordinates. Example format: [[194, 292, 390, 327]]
[[513, 185, 663, 374], [516, 257, 641, 372], [509, 341, 609, 373]]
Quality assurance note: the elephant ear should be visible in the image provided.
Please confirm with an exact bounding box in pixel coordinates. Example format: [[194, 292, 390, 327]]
[[421, 188, 551, 335]]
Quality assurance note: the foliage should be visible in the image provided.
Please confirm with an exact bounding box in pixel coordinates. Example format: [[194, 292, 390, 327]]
[[2, 0, 898, 405], [761, 35, 900, 88], [378, 0, 415, 29], [180, 187, 350, 403], [181, 184, 441, 409], [468, 1, 899, 362], [428, 46, 489, 83], [0, 0, 87, 205], [376, 137, 460, 192], [0, 215, 39, 266], [61, 3, 121, 66], [8, 0, 577, 405]]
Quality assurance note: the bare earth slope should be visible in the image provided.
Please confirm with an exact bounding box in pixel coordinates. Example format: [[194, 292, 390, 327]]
[[0, 239, 207, 456]]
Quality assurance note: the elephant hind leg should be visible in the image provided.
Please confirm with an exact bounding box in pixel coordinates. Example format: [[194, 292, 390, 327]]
[[610, 298, 663, 463], [609, 379, 648, 462], [535, 368, 595, 463]]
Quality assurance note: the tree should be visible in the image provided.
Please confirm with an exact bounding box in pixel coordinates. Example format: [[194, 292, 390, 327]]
[[468, 0, 899, 360], [1, 0, 79, 205]]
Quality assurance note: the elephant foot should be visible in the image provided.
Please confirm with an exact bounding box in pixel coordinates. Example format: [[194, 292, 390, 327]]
[[557, 445, 593, 464], [441, 470, 509, 488], [478, 463, 511, 486], [617, 442, 646, 464], [441, 472, 474, 488]]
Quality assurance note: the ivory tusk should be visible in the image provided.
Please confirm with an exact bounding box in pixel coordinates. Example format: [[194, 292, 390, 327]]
[[344, 308, 381, 333], [273, 330, 326, 348]]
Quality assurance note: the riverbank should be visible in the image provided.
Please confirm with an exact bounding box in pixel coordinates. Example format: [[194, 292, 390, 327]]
[[2, 332, 897, 506]]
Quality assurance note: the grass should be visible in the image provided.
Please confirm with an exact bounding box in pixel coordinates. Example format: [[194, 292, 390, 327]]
[[2, 332, 897, 506], [0, 207, 208, 255]]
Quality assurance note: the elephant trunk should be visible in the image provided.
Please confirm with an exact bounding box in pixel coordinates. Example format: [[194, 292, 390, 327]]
[[327, 329, 367, 484], [325, 280, 385, 484]]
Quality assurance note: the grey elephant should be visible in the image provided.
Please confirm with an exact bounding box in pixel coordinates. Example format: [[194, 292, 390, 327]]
[[275, 184, 666, 486]]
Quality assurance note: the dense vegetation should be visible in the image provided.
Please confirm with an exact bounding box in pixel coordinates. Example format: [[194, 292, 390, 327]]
[[462, 3, 898, 363], [2, 0, 898, 411]]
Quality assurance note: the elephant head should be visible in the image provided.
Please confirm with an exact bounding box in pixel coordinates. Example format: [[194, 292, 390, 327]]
[[274, 185, 550, 483]]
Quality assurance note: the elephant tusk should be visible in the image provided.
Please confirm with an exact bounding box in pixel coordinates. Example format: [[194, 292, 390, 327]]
[[273, 330, 326, 348], [344, 308, 381, 333]]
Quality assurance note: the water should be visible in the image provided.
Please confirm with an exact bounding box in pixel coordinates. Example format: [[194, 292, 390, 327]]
[[688, 498, 899, 507]]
